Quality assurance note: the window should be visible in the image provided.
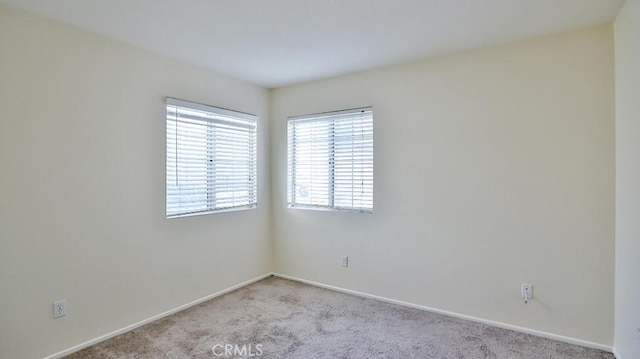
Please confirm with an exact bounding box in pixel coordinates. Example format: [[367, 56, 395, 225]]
[[287, 107, 373, 213], [166, 98, 257, 218]]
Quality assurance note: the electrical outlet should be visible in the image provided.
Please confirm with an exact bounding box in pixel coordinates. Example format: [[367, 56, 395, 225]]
[[341, 255, 348, 267], [636, 327, 640, 348], [521, 283, 533, 303], [53, 300, 67, 318]]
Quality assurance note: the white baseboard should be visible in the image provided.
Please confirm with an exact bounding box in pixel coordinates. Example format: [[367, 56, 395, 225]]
[[42, 272, 273, 359], [272, 272, 613, 353], [612, 347, 622, 359], [43, 272, 613, 358]]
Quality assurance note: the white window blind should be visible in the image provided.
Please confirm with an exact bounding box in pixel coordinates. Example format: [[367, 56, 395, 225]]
[[166, 98, 257, 218], [287, 107, 373, 213]]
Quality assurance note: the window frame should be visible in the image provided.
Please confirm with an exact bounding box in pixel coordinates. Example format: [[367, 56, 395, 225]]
[[287, 107, 374, 214], [165, 97, 258, 218]]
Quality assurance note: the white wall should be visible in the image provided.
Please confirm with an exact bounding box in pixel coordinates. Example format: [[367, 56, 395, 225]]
[[614, 1, 640, 358], [0, 5, 272, 359], [271, 25, 615, 346], [0, 3, 620, 357]]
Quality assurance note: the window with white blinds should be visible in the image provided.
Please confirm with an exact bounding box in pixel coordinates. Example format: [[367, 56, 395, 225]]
[[287, 107, 373, 213], [166, 98, 257, 218]]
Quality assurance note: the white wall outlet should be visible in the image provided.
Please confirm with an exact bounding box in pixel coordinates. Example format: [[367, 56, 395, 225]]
[[636, 327, 640, 348], [53, 300, 67, 318], [521, 283, 533, 304], [341, 255, 349, 267]]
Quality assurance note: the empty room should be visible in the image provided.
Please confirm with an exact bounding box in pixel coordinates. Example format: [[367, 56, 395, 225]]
[[1, 0, 639, 358]]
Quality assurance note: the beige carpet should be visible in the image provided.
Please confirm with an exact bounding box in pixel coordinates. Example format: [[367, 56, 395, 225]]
[[65, 276, 613, 358]]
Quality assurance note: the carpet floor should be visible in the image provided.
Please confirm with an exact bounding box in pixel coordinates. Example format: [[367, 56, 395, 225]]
[[65, 276, 614, 358]]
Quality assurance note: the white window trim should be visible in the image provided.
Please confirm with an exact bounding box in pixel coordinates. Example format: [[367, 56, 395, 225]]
[[287, 107, 374, 214], [165, 97, 258, 218]]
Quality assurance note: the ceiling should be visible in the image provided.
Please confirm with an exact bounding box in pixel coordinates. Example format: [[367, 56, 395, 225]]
[[0, 0, 625, 88]]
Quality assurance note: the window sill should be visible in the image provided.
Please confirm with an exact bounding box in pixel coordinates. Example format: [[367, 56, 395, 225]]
[[287, 204, 372, 214], [167, 204, 257, 219]]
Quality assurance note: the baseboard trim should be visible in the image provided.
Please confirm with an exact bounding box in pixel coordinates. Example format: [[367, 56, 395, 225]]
[[42, 272, 273, 359], [272, 272, 613, 353], [612, 347, 622, 359]]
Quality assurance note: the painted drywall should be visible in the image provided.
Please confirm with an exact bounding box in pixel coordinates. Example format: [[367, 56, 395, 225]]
[[271, 25, 615, 346], [614, 1, 640, 358], [0, 5, 272, 359]]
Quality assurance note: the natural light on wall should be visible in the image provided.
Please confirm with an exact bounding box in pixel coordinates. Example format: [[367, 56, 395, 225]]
[[287, 107, 373, 213], [166, 98, 257, 218]]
